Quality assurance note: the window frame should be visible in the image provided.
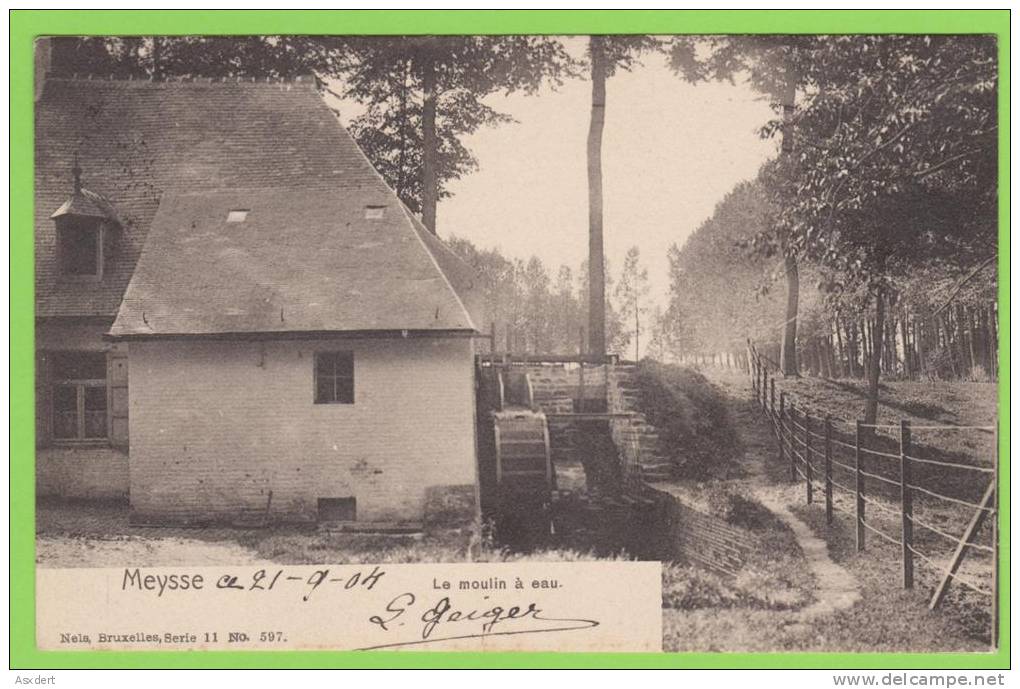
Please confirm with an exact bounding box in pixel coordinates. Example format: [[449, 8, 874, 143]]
[[49, 352, 109, 444], [56, 219, 104, 281], [313, 351, 355, 405]]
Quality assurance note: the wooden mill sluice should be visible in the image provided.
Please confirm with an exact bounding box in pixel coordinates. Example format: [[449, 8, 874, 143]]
[[475, 351, 631, 528], [475, 350, 664, 554]]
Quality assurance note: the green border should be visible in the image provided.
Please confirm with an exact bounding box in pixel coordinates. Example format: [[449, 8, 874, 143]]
[[9, 9, 1010, 670]]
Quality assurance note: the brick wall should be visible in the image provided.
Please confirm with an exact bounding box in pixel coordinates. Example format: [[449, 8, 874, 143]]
[[649, 487, 756, 576], [128, 336, 478, 524], [36, 445, 129, 499]]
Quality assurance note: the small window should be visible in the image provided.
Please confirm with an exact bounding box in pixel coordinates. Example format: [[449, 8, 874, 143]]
[[314, 351, 354, 404], [58, 218, 103, 277], [364, 205, 385, 220], [50, 351, 108, 441], [226, 209, 249, 223]]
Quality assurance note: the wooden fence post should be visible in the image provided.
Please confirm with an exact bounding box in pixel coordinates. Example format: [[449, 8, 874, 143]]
[[754, 359, 762, 406], [992, 420, 999, 648], [789, 403, 797, 482], [900, 419, 914, 589], [824, 415, 833, 525], [778, 391, 786, 468], [855, 420, 865, 551], [759, 358, 765, 409], [770, 378, 776, 427], [805, 411, 814, 504]]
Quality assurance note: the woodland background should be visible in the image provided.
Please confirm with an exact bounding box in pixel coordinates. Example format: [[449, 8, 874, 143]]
[[49, 35, 999, 421]]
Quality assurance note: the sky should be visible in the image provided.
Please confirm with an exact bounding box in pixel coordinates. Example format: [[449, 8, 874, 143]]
[[437, 44, 778, 309], [333, 39, 778, 318]]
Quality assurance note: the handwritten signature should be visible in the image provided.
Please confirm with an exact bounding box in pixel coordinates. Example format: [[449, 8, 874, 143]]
[[360, 593, 600, 650]]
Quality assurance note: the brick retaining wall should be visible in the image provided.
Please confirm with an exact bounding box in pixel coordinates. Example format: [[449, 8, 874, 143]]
[[648, 487, 756, 576]]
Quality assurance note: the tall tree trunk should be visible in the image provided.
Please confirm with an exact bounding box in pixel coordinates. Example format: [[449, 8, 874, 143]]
[[965, 305, 978, 376], [986, 302, 998, 378], [586, 36, 607, 357], [778, 75, 799, 377], [845, 320, 856, 377], [864, 288, 886, 425], [900, 312, 912, 378], [395, 61, 410, 202], [833, 319, 846, 378], [914, 319, 926, 378], [420, 49, 439, 234], [885, 312, 898, 377], [780, 255, 800, 376], [973, 306, 988, 375], [151, 36, 162, 80], [942, 313, 959, 378], [861, 319, 871, 379]]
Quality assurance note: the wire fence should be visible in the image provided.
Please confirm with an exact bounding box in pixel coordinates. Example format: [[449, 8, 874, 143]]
[[746, 342, 1000, 646]]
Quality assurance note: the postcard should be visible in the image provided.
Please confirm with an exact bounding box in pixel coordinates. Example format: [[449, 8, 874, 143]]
[[12, 10, 1008, 671]]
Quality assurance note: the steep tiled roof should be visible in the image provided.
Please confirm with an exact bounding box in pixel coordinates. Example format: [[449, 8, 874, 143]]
[[36, 76, 480, 334], [109, 188, 477, 336]]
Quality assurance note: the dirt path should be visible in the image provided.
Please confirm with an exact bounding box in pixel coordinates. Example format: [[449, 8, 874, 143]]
[[716, 371, 862, 621], [659, 371, 873, 651], [753, 491, 861, 622], [661, 369, 989, 652]]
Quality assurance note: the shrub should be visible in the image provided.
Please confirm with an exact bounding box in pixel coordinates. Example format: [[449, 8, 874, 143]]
[[704, 484, 778, 530], [634, 360, 742, 479], [662, 559, 812, 612]]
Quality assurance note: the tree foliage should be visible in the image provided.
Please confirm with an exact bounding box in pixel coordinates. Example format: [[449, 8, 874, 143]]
[[664, 181, 823, 356], [614, 246, 650, 361], [50, 36, 341, 80], [660, 35, 998, 391], [446, 237, 628, 356], [48, 35, 575, 232], [763, 35, 997, 286], [669, 34, 812, 375], [336, 36, 575, 228]]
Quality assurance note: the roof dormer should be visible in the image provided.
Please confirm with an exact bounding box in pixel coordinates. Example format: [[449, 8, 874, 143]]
[[50, 156, 120, 280]]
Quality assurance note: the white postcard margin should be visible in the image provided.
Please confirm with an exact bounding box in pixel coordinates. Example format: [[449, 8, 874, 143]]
[[38, 561, 662, 653]]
